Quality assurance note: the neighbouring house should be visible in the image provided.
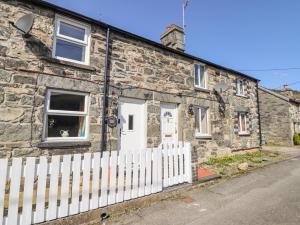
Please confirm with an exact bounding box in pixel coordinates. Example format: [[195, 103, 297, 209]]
[[0, 0, 261, 181], [259, 86, 300, 146]]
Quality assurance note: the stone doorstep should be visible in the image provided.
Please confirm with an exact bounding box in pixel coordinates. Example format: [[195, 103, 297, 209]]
[[40, 184, 193, 225]]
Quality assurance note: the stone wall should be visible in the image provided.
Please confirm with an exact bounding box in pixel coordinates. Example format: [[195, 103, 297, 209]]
[[0, 0, 260, 173], [258, 88, 295, 146]]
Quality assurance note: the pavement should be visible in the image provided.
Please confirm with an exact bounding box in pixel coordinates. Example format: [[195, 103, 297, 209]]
[[107, 149, 300, 225]]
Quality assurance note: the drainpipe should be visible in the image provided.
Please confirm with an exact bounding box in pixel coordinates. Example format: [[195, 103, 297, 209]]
[[101, 28, 110, 155], [256, 82, 263, 147]]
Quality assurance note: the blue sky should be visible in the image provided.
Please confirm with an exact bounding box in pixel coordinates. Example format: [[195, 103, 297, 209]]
[[47, 0, 300, 90]]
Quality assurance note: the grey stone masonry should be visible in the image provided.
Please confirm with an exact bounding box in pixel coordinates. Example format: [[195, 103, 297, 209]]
[[258, 87, 300, 146], [0, 0, 260, 181]]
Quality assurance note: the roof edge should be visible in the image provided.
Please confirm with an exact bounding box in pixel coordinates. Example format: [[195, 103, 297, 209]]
[[23, 0, 259, 82], [259, 86, 300, 104]]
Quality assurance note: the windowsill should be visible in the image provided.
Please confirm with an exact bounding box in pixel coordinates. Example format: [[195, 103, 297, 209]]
[[38, 141, 91, 149], [194, 87, 210, 93], [238, 132, 251, 136], [236, 94, 248, 98], [195, 135, 212, 139], [41, 57, 96, 72]]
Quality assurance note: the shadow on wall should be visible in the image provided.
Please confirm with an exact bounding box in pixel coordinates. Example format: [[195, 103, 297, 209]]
[[24, 35, 52, 57]]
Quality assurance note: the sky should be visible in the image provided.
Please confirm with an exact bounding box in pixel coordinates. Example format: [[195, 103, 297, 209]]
[[46, 0, 300, 90]]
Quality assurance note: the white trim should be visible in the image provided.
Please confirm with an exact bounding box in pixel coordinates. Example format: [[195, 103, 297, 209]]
[[52, 15, 91, 65], [42, 89, 90, 142], [194, 64, 208, 90], [195, 107, 210, 137], [238, 112, 248, 135]]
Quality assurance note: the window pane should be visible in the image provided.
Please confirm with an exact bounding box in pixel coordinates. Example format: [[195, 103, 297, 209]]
[[200, 108, 208, 134], [195, 108, 200, 133], [194, 65, 199, 86], [59, 21, 85, 41], [240, 113, 246, 132], [50, 92, 85, 112], [47, 115, 85, 138], [199, 65, 205, 87], [128, 115, 134, 130], [55, 39, 85, 62]]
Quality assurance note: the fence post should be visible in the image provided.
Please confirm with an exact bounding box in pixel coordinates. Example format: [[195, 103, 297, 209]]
[[184, 142, 193, 183]]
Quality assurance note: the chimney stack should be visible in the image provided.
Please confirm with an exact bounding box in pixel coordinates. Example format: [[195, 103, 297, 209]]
[[283, 84, 289, 90], [160, 24, 184, 52]]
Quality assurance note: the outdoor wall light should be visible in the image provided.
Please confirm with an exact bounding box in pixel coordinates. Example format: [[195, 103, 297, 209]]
[[188, 104, 194, 115]]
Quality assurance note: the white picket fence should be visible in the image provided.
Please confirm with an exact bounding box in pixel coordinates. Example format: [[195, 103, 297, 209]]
[[0, 142, 192, 225]]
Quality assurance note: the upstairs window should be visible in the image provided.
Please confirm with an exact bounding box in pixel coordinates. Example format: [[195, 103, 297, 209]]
[[53, 16, 91, 65], [194, 64, 207, 89], [195, 107, 210, 136], [43, 89, 89, 142], [236, 78, 245, 96]]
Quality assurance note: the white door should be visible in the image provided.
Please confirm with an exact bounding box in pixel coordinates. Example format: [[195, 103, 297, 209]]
[[118, 98, 146, 151], [160, 103, 178, 144]]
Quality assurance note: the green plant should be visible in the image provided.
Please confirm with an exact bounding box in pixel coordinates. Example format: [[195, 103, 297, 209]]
[[294, 133, 300, 145]]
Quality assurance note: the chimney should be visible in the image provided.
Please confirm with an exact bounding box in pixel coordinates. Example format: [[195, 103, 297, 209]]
[[283, 84, 289, 90], [160, 24, 184, 51]]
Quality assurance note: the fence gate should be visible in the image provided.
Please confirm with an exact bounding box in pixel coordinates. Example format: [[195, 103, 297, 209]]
[[0, 142, 192, 225]]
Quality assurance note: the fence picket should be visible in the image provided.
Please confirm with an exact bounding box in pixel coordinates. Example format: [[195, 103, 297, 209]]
[[168, 145, 174, 186], [0, 159, 8, 225], [131, 152, 139, 199], [108, 151, 117, 205], [116, 152, 125, 203], [80, 153, 91, 212], [152, 149, 158, 193], [99, 152, 109, 207], [7, 158, 22, 225], [173, 145, 179, 185], [90, 153, 100, 209], [70, 154, 81, 215], [47, 155, 60, 221], [184, 143, 193, 183], [138, 149, 146, 197], [59, 155, 71, 218], [157, 148, 163, 192], [178, 145, 184, 183], [145, 150, 152, 195], [124, 151, 132, 200], [34, 156, 48, 223], [162, 146, 169, 188]]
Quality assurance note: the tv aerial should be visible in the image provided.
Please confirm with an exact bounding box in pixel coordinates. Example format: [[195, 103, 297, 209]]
[[11, 14, 35, 37]]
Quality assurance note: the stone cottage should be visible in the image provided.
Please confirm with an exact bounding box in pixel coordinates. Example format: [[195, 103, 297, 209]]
[[0, 0, 261, 180], [259, 86, 300, 146]]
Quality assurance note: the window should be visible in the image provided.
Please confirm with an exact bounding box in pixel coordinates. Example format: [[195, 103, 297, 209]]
[[53, 16, 91, 65], [43, 89, 89, 142], [195, 107, 210, 136], [128, 115, 134, 131], [236, 79, 245, 96], [194, 64, 207, 89], [238, 112, 248, 134]]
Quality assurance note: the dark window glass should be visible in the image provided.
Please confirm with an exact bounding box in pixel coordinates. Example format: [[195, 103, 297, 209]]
[[55, 39, 85, 62], [47, 115, 85, 138], [59, 21, 85, 41], [49, 92, 85, 112], [128, 115, 134, 130]]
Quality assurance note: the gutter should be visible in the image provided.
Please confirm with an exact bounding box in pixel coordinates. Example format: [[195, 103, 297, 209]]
[[101, 28, 110, 154], [25, 0, 259, 82], [256, 82, 263, 147]]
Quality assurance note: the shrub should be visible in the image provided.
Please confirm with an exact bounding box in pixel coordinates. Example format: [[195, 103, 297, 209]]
[[293, 133, 300, 145]]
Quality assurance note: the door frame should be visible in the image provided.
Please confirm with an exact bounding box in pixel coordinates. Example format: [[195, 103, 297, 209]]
[[117, 97, 147, 151], [160, 102, 178, 144]]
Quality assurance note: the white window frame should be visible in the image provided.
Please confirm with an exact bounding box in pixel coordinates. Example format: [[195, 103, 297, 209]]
[[42, 89, 89, 142], [194, 64, 207, 89], [53, 15, 91, 65], [238, 112, 248, 134], [195, 107, 210, 137], [236, 78, 245, 96]]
